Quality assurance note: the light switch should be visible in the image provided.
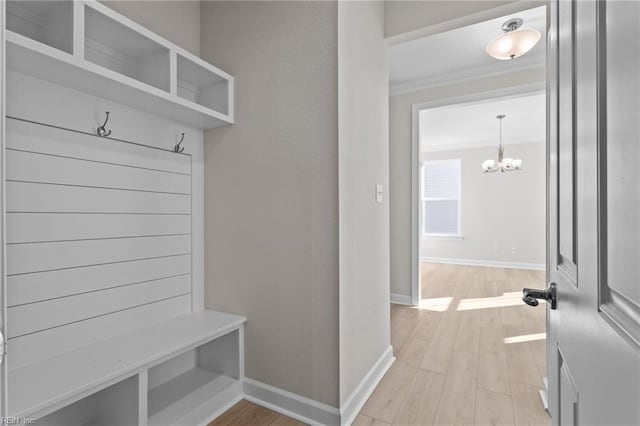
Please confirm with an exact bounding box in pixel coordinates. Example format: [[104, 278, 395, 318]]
[[376, 184, 383, 203]]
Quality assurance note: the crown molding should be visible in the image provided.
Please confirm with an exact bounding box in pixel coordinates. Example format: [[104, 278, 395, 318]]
[[422, 138, 544, 153], [390, 60, 544, 97], [385, 0, 548, 46]]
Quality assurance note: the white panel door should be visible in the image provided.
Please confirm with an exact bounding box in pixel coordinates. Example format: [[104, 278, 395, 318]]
[[542, 1, 640, 424]]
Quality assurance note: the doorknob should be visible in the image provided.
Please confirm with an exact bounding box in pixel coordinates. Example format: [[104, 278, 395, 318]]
[[523, 282, 557, 310]]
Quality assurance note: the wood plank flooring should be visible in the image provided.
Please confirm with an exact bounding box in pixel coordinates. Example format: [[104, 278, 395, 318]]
[[210, 263, 550, 425], [357, 263, 551, 426], [208, 400, 305, 426]]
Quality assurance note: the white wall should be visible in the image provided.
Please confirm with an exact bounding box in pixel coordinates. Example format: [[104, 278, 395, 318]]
[[390, 68, 545, 298], [199, 1, 340, 408], [421, 143, 545, 267], [384, 0, 517, 38], [101, 1, 200, 55], [337, 0, 391, 407]]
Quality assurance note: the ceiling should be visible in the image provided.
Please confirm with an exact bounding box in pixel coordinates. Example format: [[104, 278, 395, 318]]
[[389, 6, 546, 95], [420, 92, 546, 152]]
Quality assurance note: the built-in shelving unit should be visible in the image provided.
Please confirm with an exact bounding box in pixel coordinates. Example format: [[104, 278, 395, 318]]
[[4, 0, 233, 129], [3, 2, 243, 424]]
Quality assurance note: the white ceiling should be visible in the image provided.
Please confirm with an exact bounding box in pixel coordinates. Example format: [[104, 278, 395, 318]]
[[389, 6, 546, 95], [420, 92, 546, 152]]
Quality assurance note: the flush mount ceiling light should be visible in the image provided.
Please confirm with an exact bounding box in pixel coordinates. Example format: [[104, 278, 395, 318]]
[[482, 114, 522, 173], [485, 18, 541, 60]]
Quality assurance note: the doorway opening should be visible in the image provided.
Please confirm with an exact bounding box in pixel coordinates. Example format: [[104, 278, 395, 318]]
[[413, 89, 549, 421], [385, 4, 551, 425]]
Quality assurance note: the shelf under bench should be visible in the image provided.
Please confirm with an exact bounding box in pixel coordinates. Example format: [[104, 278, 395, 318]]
[[9, 309, 246, 423], [148, 370, 239, 426]]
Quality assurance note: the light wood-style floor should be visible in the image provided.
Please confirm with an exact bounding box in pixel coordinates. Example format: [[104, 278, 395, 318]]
[[210, 263, 551, 425], [208, 400, 305, 426], [356, 263, 551, 426]]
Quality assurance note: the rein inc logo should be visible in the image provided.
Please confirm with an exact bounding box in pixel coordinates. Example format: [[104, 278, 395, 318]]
[[1, 418, 35, 425]]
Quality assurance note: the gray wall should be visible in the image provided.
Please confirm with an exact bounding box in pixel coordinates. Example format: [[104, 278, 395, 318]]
[[199, 2, 340, 407], [390, 68, 545, 298], [101, 1, 201, 55], [421, 143, 545, 266], [103, 0, 392, 410], [337, 1, 390, 404]]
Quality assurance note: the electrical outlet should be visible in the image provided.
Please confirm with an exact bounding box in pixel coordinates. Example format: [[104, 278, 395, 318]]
[[511, 247, 517, 254]]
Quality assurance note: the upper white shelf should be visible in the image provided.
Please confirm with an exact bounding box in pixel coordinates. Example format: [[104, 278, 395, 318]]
[[5, 0, 234, 130]]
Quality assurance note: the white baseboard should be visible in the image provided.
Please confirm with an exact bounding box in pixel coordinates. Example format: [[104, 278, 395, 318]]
[[340, 346, 395, 426], [540, 377, 549, 412], [421, 256, 546, 271], [390, 293, 413, 305], [243, 378, 341, 426], [242, 346, 395, 426]]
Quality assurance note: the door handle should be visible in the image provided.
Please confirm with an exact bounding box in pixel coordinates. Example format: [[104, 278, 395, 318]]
[[523, 282, 557, 310]]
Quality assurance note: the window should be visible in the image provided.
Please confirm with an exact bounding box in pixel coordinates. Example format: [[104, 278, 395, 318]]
[[421, 159, 461, 237]]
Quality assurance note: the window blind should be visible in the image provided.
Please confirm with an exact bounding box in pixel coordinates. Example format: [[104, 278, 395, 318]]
[[422, 159, 461, 236]]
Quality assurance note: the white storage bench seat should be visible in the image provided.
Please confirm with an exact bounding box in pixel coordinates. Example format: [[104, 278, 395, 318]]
[[9, 310, 246, 425]]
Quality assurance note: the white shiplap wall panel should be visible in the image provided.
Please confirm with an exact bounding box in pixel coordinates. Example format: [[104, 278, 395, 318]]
[[8, 274, 191, 338], [5, 118, 193, 369], [6, 213, 190, 244], [7, 181, 190, 214], [8, 295, 192, 370], [7, 149, 190, 194], [8, 254, 191, 306], [7, 234, 191, 275], [6, 118, 191, 175]]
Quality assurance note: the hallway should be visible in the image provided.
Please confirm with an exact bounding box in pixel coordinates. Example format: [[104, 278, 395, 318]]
[[356, 263, 551, 425]]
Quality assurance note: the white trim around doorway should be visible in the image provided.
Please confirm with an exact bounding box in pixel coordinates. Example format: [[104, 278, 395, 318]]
[[410, 82, 546, 306]]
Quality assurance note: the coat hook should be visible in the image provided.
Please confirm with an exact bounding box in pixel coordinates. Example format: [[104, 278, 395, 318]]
[[96, 111, 112, 137], [174, 133, 185, 153]]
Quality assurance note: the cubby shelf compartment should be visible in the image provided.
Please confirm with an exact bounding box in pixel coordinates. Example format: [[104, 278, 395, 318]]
[[5, 0, 73, 55], [147, 331, 242, 426], [8, 310, 246, 422], [84, 5, 170, 92], [177, 54, 231, 116], [36, 376, 139, 426], [4, 1, 234, 130]]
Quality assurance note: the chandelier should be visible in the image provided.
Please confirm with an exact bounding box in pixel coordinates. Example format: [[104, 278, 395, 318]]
[[482, 114, 522, 173], [485, 18, 541, 60]]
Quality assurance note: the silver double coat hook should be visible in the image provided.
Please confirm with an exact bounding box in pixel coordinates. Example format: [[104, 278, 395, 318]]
[[96, 111, 112, 137], [174, 133, 185, 153]]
